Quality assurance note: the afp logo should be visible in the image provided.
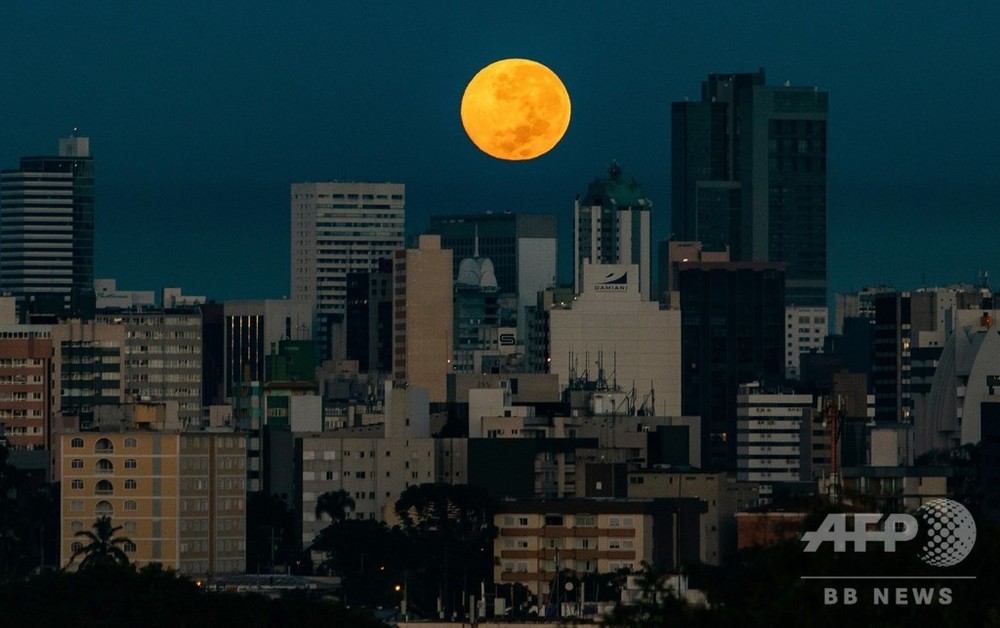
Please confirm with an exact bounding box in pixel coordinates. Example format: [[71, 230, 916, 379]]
[[802, 499, 977, 567]]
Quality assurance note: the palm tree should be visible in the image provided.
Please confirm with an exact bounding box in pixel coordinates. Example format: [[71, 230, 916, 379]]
[[67, 516, 132, 571], [314, 490, 355, 523]]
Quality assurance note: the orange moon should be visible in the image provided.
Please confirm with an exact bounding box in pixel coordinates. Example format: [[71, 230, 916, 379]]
[[461, 58, 571, 161]]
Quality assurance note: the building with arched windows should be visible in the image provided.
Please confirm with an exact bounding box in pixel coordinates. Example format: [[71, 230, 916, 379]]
[[60, 427, 246, 578]]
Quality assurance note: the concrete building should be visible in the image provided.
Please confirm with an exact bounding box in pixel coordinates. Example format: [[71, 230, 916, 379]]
[[291, 181, 404, 360], [574, 163, 652, 299], [95, 308, 203, 426], [626, 469, 758, 565], [51, 320, 127, 426], [295, 383, 434, 547], [0, 325, 53, 451], [0, 136, 95, 318], [428, 212, 557, 337], [392, 235, 453, 402], [493, 498, 703, 603], [672, 70, 828, 307], [60, 423, 247, 577], [784, 306, 827, 380], [549, 262, 681, 417], [736, 382, 813, 488]]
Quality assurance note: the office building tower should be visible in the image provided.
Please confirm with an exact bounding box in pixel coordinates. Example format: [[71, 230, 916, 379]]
[[679, 262, 785, 470], [392, 235, 452, 402], [428, 212, 557, 336], [0, 136, 95, 317], [736, 382, 813, 488], [290, 182, 404, 359], [574, 163, 652, 299], [672, 70, 828, 307]]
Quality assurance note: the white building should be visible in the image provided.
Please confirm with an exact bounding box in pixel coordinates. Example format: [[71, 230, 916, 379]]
[[736, 382, 813, 488], [290, 181, 404, 356], [549, 263, 680, 416], [784, 306, 827, 379]]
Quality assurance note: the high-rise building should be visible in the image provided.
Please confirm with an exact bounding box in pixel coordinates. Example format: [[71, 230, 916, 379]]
[[574, 163, 652, 299], [672, 70, 828, 307], [427, 212, 557, 336], [0, 136, 95, 317], [290, 182, 404, 359], [392, 235, 453, 403], [679, 262, 785, 470]]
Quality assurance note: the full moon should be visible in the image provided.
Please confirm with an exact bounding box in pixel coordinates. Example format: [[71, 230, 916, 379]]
[[461, 58, 571, 161]]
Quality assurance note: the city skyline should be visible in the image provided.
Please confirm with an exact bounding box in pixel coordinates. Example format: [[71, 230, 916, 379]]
[[0, 3, 996, 301]]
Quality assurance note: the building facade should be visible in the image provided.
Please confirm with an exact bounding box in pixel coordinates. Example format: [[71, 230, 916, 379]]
[[679, 262, 785, 470], [60, 428, 247, 577], [0, 136, 95, 318], [0, 325, 52, 450], [290, 181, 404, 359], [392, 235, 453, 402], [672, 71, 828, 307], [574, 163, 652, 299]]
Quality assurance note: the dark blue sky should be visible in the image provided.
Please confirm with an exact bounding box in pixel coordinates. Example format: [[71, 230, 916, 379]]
[[1, 3, 996, 301]]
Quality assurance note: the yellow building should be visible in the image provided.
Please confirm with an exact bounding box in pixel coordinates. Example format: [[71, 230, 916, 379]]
[[60, 428, 247, 577]]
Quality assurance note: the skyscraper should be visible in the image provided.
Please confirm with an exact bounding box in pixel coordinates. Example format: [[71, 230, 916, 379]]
[[672, 70, 828, 307], [574, 162, 652, 299], [0, 136, 95, 317], [290, 181, 404, 358]]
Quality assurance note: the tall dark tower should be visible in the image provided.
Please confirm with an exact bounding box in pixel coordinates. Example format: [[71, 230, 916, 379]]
[[0, 136, 95, 318], [672, 70, 828, 307]]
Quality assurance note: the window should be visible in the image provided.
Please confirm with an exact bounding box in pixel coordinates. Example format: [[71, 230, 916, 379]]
[[71, 521, 84, 533], [124, 500, 137, 512], [70, 500, 84, 512], [124, 479, 137, 490], [95, 480, 113, 495], [96, 459, 114, 474], [544, 515, 564, 526], [124, 459, 137, 469], [71, 479, 84, 490], [95, 501, 113, 517], [124, 521, 138, 533], [70, 438, 84, 448], [124, 540, 137, 553], [71, 542, 83, 553], [124, 437, 137, 448], [95, 438, 114, 453], [71, 458, 84, 469]]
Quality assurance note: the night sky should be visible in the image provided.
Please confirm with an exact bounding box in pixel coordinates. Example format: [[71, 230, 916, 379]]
[[1, 3, 996, 302]]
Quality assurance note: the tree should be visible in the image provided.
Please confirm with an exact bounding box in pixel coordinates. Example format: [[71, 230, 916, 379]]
[[67, 516, 132, 571], [314, 489, 356, 524]]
